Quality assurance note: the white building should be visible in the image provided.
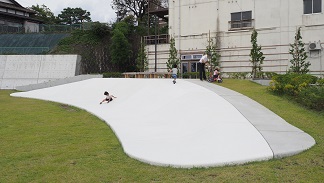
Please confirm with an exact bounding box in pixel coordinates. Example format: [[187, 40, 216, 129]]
[[146, 0, 324, 77]]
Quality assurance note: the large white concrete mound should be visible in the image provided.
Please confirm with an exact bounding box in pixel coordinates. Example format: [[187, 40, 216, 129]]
[[10, 78, 315, 168]]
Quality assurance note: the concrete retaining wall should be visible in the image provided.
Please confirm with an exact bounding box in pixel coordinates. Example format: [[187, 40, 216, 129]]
[[0, 55, 81, 89], [16, 74, 103, 91]]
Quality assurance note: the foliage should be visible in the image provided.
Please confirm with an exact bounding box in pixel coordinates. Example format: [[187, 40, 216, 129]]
[[317, 78, 324, 85], [268, 73, 323, 111], [112, 0, 147, 21], [53, 24, 112, 73], [110, 21, 133, 72], [103, 72, 124, 78], [29, 4, 58, 24], [250, 29, 265, 79], [112, 0, 166, 21], [58, 7, 91, 25], [166, 37, 180, 71], [297, 86, 324, 111], [268, 73, 317, 95], [90, 22, 111, 38], [54, 16, 142, 73], [136, 39, 148, 72], [182, 72, 199, 79], [228, 72, 251, 79], [289, 27, 310, 74], [205, 37, 221, 71]]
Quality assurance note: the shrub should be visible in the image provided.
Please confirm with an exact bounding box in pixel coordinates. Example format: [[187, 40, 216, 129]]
[[297, 86, 324, 111], [182, 72, 198, 79], [264, 72, 278, 79], [268, 73, 317, 95], [228, 72, 250, 79], [103, 72, 124, 78], [268, 73, 323, 111], [317, 78, 324, 86]]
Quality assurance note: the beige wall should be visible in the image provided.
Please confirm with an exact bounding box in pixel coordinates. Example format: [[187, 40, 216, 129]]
[[148, 0, 324, 76]]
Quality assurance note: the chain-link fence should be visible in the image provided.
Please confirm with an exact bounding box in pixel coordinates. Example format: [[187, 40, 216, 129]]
[[0, 47, 50, 55]]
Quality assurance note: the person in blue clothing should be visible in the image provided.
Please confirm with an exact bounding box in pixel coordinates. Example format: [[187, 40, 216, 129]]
[[171, 64, 178, 84]]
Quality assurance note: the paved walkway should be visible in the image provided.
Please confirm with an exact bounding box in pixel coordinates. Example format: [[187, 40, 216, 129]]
[[11, 78, 315, 168]]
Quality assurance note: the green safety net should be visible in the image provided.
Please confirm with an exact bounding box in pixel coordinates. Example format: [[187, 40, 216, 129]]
[[0, 33, 70, 55]]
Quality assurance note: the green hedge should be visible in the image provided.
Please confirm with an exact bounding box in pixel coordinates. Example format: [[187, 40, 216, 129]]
[[268, 73, 317, 95], [297, 86, 324, 111], [182, 72, 199, 79], [268, 73, 323, 111], [103, 72, 124, 78]]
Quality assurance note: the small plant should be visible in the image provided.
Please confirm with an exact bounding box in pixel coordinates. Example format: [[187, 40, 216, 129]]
[[250, 29, 265, 79], [228, 72, 250, 79], [182, 72, 199, 79], [289, 27, 310, 74], [166, 37, 180, 72], [205, 37, 221, 71], [136, 38, 148, 72]]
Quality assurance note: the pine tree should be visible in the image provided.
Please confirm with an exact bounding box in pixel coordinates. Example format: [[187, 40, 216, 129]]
[[250, 29, 265, 78], [289, 27, 310, 74], [166, 37, 180, 71]]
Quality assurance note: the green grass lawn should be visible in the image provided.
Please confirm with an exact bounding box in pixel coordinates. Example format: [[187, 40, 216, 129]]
[[0, 79, 323, 182]]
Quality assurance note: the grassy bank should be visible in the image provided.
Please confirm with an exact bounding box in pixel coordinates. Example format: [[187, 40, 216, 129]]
[[0, 79, 323, 182]]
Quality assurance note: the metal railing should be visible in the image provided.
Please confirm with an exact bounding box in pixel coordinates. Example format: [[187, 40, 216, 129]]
[[0, 24, 84, 34], [228, 19, 254, 30], [143, 34, 170, 45], [39, 24, 82, 33], [0, 25, 25, 33]]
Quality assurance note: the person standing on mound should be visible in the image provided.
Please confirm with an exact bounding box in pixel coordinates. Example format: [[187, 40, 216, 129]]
[[171, 64, 178, 84], [198, 53, 208, 81], [100, 91, 117, 104]]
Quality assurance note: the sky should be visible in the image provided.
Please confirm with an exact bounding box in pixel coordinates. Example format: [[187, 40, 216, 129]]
[[18, 0, 116, 23]]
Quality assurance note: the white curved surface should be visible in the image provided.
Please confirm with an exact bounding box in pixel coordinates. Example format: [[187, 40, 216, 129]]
[[11, 78, 274, 167]]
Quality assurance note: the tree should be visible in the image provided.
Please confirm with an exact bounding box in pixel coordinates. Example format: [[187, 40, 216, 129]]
[[112, 0, 147, 21], [205, 37, 220, 72], [250, 29, 265, 78], [136, 38, 148, 72], [110, 21, 132, 71], [29, 4, 58, 24], [52, 22, 112, 74], [166, 37, 180, 71], [289, 27, 310, 74], [58, 7, 91, 25], [112, 0, 164, 21]]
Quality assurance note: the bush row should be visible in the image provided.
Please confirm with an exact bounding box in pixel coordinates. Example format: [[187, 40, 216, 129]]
[[182, 72, 199, 79], [268, 73, 324, 111], [227, 72, 277, 79], [103, 72, 124, 78]]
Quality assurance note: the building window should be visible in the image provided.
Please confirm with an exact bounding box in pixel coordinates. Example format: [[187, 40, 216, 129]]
[[229, 11, 253, 30], [16, 11, 24, 16], [304, 0, 322, 14], [191, 62, 198, 72], [8, 9, 15, 14]]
